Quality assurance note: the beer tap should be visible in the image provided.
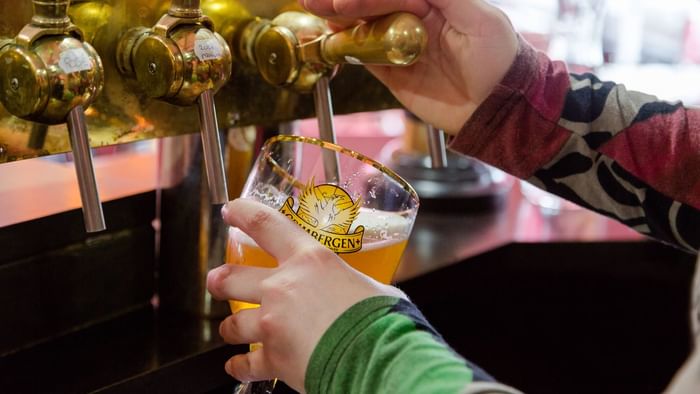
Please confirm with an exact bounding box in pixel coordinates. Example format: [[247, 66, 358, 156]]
[[0, 0, 106, 232], [235, 11, 428, 182], [427, 125, 448, 169], [117, 0, 232, 204]]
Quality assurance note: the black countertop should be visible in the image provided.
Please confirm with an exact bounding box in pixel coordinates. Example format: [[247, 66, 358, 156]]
[[0, 306, 244, 393], [0, 184, 667, 393]]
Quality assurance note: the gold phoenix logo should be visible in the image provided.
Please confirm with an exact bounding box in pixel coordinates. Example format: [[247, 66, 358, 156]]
[[279, 180, 364, 253]]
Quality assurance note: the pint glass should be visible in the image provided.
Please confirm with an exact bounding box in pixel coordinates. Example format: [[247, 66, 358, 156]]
[[226, 135, 419, 393], [227, 135, 420, 314]]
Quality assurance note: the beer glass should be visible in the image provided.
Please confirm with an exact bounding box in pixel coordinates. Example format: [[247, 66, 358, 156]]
[[227, 135, 419, 393]]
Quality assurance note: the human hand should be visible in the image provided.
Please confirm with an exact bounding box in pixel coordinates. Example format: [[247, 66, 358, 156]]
[[207, 198, 406, 392], [300, 0, 519, 135]]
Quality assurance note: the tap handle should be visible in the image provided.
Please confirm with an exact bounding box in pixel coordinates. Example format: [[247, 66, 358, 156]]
[[0, 1, 106, 232], [313, 76, 341, 183], [117, 3, 232, 204], [67, 106, 106, 232], [426, 125, 448, 169], [241, 11, 426, 92], [198, 90, 229, 204], [320, 12, 427, 66]]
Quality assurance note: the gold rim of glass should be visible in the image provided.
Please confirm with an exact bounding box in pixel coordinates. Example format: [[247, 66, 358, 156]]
[[262, 134, 419, 204]]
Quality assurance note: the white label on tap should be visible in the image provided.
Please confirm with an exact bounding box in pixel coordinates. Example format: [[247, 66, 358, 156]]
[[195, 39, 224, 61], [59, 48, 93, 74]]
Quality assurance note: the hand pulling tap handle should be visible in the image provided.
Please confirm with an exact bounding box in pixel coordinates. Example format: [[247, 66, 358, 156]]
[[309, 13, 426, 182], [0, 0, 106, 232], [321, 13, 447, 169], [427, 125, 448, 169], [67, 106, 106, 232], [239, 11, 429, 181], [319, 12, 427, 66], [197, 90, 229, 204], [319, 14, 447, 170]]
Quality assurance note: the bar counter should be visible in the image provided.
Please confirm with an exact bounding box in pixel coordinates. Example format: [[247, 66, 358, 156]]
[[1, 183, 695, 394]]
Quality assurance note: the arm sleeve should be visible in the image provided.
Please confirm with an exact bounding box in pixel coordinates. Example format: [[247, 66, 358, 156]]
[[449, 36, 700, 253], [305, 296, 522, 394]]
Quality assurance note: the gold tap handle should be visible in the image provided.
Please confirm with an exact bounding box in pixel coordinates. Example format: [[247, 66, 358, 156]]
[[320, 12, 427, 66]]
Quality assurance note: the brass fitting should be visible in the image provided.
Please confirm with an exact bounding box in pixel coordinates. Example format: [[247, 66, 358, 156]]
[[0, 0, 103, 125], [237, 11, 427, 93], [116, 0, 232, 204], [0, 0, 106, 233], [116, 1, 232, 106], [31, 0, 72, 28]]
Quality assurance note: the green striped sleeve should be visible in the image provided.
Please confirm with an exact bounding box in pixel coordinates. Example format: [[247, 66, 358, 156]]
[[305, 296, 475, 394]]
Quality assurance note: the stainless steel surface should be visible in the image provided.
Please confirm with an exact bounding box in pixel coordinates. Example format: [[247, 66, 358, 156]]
[[198, 90, 229, 204], [427, 125, 448, 169], [67, 106, 106, 233], [313, 76, 340, 183]]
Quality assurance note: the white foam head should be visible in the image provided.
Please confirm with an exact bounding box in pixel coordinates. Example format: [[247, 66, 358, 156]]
[[229, 208, 413, 250]]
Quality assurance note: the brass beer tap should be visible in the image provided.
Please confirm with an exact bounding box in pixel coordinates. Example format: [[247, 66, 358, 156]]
[[0, 0, 106, 232], [117, 0, 233, 204], [235, 11, 429, 181]]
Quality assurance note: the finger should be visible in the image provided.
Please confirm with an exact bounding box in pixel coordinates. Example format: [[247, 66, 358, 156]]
[[207, 263, 272, 303], [219, 308, 263, 345], [222, 199, 317, 263], [225, 349, 275, 382], [302, 0, 431, 19], [325, 16, 364, 30]]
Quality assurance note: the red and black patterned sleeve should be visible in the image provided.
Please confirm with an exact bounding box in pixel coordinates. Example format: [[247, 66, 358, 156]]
[[449, 37, 700, 253]]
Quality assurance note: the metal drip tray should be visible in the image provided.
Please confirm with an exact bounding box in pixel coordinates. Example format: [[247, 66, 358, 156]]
[[390, 151, 513, 212]]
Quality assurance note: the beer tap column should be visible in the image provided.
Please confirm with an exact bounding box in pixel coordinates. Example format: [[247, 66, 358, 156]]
[[236, 11, 429, 179], [117, 0, 232, 204], [0, 0, 106, 232], [427, 125, 448, 169]]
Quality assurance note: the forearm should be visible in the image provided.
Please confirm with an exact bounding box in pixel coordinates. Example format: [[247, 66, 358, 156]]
[[305, 296, 520, 394], [450, 37, 700, 252]]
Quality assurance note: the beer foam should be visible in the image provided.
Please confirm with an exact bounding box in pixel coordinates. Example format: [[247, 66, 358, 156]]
[[229, 209, 412, 251], [353, 208, 413, 242]]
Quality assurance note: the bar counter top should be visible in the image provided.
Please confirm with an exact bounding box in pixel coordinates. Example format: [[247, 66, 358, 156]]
[[396, 180, 641, 281], [0, 183, 664, 394]]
